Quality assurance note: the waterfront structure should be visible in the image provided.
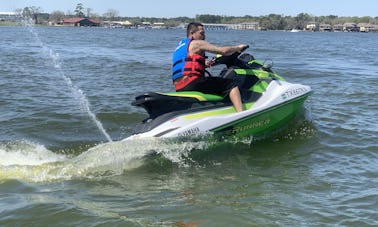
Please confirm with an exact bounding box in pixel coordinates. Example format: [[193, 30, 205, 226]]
[[343, 23, 359, 32], [202, 22, 259, 30], [102, 20, 133, 28], [319, 24, 332, 32], [333, 24, 344, 32], [358, 23, 378, 32], [305, 22, 378, 32], [62, 18, 100, 27], [306, 23, 317, 31], [0, 12, 20, 22]]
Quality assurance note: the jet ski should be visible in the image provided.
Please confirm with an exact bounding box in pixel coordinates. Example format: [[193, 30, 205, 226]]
[[125, 47, 312, 140]]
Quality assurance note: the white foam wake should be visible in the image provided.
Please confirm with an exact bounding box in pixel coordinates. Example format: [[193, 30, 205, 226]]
[[0, 141, 66, 166], [0, 138, 212, 182]]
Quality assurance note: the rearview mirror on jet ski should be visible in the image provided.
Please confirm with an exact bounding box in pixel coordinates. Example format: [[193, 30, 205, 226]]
[[263, 59, 273, 70]]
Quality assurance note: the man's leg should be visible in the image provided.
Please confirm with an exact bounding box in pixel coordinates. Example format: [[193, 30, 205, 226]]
[[229, 86, 243, 112]]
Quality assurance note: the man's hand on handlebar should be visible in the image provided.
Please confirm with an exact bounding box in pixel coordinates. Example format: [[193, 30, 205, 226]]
[[238, 44, 249, 53]]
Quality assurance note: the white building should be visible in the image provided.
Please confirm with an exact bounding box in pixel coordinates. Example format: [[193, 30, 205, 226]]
[[0, 12, 20, 21]]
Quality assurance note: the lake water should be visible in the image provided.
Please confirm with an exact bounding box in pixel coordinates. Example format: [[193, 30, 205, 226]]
[[0, 25, 377, 226]]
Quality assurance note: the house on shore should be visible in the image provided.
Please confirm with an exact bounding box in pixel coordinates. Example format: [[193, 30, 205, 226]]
[[343, 23, 359, 32], [234, 22, 259, 30], [0, 12, 20, 22], [305, 22, 378, 32], [102, 20, 134, 28], [201, 23, 259, 30], [306, 23, 317, 31], [358, 23, 378, 32], [333, 24, 344, 32], [63, 18, 100, 27], [319, 23, 332, 32]]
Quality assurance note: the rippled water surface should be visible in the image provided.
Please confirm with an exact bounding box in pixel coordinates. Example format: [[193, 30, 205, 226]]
[[1, 25, 377, 226]]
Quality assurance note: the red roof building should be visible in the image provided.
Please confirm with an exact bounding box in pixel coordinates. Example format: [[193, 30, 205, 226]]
[[63, 18, 100, 27]]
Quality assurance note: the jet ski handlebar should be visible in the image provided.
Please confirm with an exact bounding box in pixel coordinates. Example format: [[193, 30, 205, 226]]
[[209, 45, 249, 67], [240, 44, 249, 52]]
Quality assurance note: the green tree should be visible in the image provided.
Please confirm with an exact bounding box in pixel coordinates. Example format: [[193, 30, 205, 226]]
[[49, 10, 65, 23], [74, 3, 85, 17], [259, 16, 271, 30], [359, 16, 371, 23], [295, 13, 312, 30], [268, 14, 286, 30], [103, 9, 120, 20], [322, 15, 338, 25], [256, 14, 285, 30], [196, 14, 223, 23], [22, 6, 43, 24]]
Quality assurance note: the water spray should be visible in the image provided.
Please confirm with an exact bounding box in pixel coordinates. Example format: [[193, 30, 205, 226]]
[[22, 17, 112, 142]]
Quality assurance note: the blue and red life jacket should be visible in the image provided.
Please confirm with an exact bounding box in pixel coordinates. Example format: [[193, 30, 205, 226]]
[[172, 38, 206, 90]]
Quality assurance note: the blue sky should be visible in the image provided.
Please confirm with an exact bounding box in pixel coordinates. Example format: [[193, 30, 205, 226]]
[[1, 0, 377, 17]]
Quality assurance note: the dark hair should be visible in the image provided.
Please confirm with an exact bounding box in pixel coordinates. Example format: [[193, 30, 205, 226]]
[[187, 22, 203, 37]]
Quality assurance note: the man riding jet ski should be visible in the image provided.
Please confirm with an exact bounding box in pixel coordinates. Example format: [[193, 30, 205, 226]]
[[172, 22, 248, 113], [125, 48, 312, 140]]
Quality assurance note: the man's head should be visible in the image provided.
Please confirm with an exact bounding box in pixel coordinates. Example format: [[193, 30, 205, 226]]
[[187, 22, 205, 40]]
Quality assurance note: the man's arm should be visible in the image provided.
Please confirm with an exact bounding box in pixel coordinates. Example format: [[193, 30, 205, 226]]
[[190, 40, 246, 56]]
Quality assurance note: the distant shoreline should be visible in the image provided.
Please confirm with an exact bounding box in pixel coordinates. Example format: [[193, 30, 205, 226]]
[[1, 11, 378, 32], [1, 21, 377, 33]]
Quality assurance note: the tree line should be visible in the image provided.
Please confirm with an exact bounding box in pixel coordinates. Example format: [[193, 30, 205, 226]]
[[17, 3, 378, 30], [194, 14, 377, 30]]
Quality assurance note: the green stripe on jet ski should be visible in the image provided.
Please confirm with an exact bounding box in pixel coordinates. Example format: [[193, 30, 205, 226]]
[[234, 69, 272, 79], [251, 80, 269, 93], [183, 102, 254, 119], [233, 69, 285, 81], [159, 91, 224, 101], [247, 59, 264, 65]]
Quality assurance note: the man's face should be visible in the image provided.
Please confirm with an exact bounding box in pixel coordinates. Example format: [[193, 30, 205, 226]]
[[191, 26, 205, 40]]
